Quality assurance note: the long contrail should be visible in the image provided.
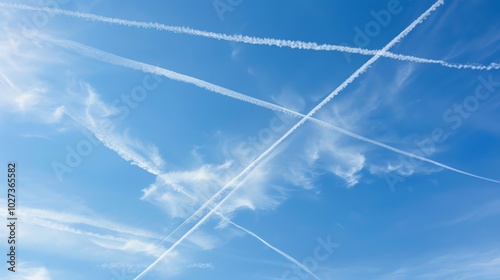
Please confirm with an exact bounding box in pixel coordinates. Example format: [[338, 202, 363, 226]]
[[48, 37, 500, 185], [133, 1, 447, 279], [2, 2, 499, 71], [47, 37, 294, 116]]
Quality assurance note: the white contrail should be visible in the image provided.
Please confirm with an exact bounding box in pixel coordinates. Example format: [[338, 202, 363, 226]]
[[382, 52, 500, 70], [316, 122, 500, 184], [20, 207, 163, 240], [47, 37, 500, 185], [2, 2, 499, 71], [219, 215, 321, 280], [23, 216, 130, 242], [64, 108, 164, 176], [0, 72, 16, 89], [133, 1, 446, 279], [47, 37, 294, 116]]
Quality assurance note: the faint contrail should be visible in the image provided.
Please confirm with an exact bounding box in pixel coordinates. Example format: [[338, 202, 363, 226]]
[[48, 37, 500, 185], [2, 2, 499, 71], [0, 72, 17, 89], [25, 216, 130, 242], [219, 215, 322, 280], [133, 1, 446, 279], [21, 207, 163, 240]]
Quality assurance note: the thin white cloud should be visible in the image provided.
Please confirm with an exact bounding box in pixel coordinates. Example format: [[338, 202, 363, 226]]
[[187, 263, 215, 269], [5, 216, 152, 269], [444, 199, 500, 226], [23, 216, 129, 243], [20, 133, 52, 140], [186, 231, 219, 251], [9, 209, 196, 279], [0, 14, 66, 124], [92, 239, 166, 257], [250, 123, 364, 190], [2, 206, 173, 259], [142, 160, 284, 219], [271, 87, 306, 113], [4, 263, 51, 280], [281, 160, 322, 190], [3, 2, 499, 70], [380, 250, 500, 280], [141, 162, 236, 219], [391, 63, 416, 93]]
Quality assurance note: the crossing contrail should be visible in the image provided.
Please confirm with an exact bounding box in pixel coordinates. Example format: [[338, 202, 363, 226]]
[[2, 2, 499, 71], [63, 81, 311, 269], [47, 37, 500, 185], [133, 1, 447, 279]]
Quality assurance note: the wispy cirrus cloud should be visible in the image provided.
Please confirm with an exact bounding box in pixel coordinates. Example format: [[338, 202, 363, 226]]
[[4, 263, 51, 280], [187, 262, 215, 269], [0, 9, 68, 125], [443, 199, 500, 227], [17, 205, 163, 240], [141, 160, 286, 219], [380, 250, 500, 280], [62, 83, 165, 175]]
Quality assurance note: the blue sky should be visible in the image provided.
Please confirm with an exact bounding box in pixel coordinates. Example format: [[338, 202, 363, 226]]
[[1, 0, 500, 279]]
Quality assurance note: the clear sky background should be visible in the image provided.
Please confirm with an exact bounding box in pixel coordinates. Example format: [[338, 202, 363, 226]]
[[1, 0, 500, 279]]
